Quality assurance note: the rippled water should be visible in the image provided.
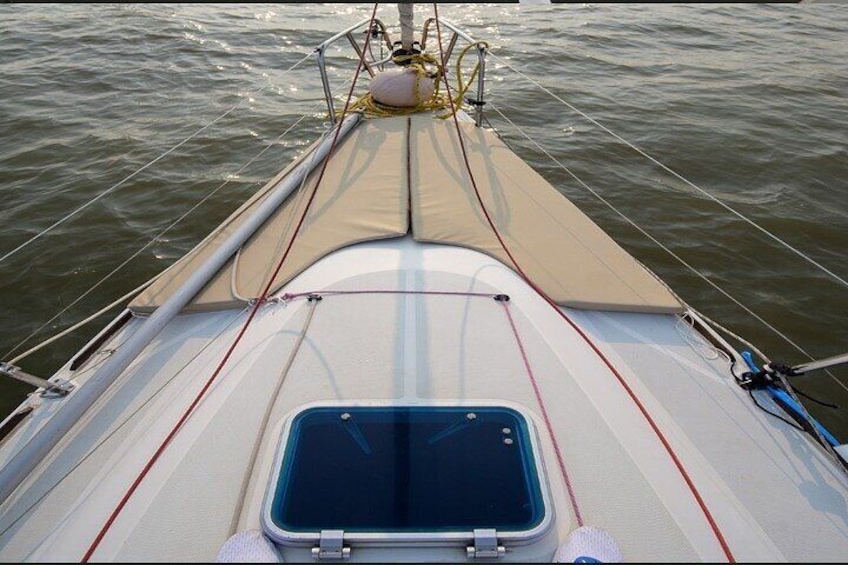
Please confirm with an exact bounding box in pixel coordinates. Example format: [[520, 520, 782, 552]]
[[1, 4, 847, 437]]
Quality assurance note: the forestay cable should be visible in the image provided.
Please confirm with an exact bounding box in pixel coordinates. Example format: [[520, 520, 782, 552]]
[[488, 53, 848, 291], [0, 51, 313, 266]]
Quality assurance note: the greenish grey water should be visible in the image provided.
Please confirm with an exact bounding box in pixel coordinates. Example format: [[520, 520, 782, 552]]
[[1, 4, 847, 439]]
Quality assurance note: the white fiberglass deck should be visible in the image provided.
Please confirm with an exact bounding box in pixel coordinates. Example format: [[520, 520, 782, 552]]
[[1, 236, 846, 562]]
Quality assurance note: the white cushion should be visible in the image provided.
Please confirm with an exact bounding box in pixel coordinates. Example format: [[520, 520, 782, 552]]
[[216, 530, 283, 563], [554, 526, 623, 563]]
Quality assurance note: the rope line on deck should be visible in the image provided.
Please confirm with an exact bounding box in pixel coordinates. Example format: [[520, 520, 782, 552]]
[[433, 6, 734, 561], [80, 6, 380, 561], [432, 1, 586, 533], [500, 300, 584, 527], [228, 296, 320, 536]]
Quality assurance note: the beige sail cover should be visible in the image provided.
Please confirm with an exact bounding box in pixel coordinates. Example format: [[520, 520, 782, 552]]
[[409, 114, 682, 313], [130, 118, 409, 312], [131, 114, 683, 314]]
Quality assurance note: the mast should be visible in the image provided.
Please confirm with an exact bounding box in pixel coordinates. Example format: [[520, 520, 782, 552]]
[[398, 4, 414, 51]]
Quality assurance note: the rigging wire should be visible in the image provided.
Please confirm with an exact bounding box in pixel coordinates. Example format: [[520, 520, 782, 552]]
[[80, 5, 380, 560], [433, 8, 734, 559], [486, 102, 848, 397], [485, 104, 847, 467], [431, 7, 581, 529], [0, 51, 314, 266], [4, 111, 315, 363], [487, 53, 848, 292]]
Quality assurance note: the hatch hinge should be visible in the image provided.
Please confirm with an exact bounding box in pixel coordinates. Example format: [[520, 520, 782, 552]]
[[467, 528, 505, 559], [312, 530, 350, 561]]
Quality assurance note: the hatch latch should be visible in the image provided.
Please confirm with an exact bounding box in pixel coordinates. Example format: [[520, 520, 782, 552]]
[[467, 528, 505, 559], [312, 530, 350, 561]]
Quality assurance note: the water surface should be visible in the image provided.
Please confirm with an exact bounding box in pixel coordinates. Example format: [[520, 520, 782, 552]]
[[1, 4, 846, 436]]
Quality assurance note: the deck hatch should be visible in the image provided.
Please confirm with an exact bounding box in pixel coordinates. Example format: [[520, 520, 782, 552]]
[[262, 405, 551, 548]]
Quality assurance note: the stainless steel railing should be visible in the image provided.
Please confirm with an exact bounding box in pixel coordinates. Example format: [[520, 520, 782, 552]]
[[315, 18, 392, 124], [421, 18, 488, 127], [314, 17, 488, 127]]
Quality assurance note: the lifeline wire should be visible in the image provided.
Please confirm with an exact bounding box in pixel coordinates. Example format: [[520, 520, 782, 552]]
[[488, 53, 848, 291], [80, 6, 379, 560], [0, 51, 314, 266], [0, 308, 248, 541], [487, 102, 848, 397], [487, 103, 848, 468], [8, 282, 149, 366], [4, 111, 314, 362]]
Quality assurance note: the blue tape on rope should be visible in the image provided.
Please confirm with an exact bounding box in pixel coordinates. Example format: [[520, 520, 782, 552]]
[[742, 350, 760, 373], [768, 386, 839, 447]]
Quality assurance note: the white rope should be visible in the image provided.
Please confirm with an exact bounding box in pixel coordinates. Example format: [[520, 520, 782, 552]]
[[229, 297, 318, 535], [489, 53, 848, 291], [229, 128, 316, 303], [688, 307, 772, 366], [8, 284, 149, 366], [0, 51, 314, 266], [675, 313, 731, 364], [487, 101, 848, 396], [796, 352, 848, 375], [231, 140, 317, 303], [5, 112, 314, 362], [229, 82, 353, 303]]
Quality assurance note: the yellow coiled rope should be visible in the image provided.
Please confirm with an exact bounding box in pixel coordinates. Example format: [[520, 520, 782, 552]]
[[341, 41, 489, 120]]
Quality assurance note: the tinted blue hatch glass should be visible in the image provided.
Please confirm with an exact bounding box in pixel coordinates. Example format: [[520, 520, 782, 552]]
[[271, 406, 545, 533]]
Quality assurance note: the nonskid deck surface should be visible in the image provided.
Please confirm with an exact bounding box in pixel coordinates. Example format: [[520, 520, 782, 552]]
[[1, 237, 846, 561]]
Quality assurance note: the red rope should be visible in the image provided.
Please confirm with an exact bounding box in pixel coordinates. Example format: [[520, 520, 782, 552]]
[[281, 289, 497, 301], [81, 5, 380, 561], [501, 302, 583, 527], [431, 5, 734, 561]]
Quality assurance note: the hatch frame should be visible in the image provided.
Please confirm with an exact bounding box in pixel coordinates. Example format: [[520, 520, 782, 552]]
[[260, 400, 555, 549]]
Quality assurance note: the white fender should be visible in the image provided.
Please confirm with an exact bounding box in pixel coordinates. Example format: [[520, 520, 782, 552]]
[[217, 530, 283, 563], [553, 526, 623, 563], [369, 68, 435, 108]]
